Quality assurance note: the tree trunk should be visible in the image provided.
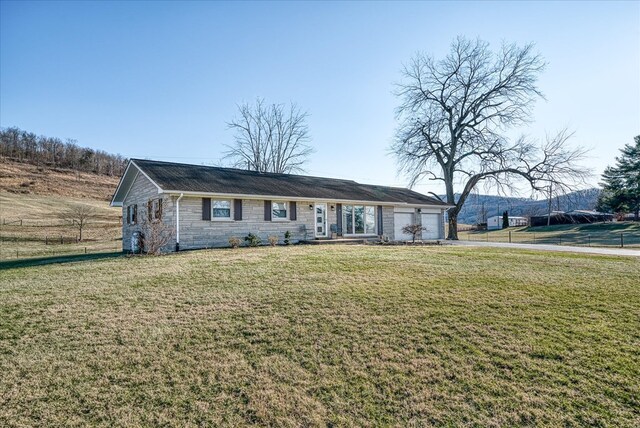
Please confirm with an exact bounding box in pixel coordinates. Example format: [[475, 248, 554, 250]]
[[79, 226, 83, 242], [447, 210, 459, 240]]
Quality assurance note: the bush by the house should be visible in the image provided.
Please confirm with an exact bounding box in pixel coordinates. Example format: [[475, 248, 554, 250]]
[[140, 217, 174, 255], [401, 224, 425, 243], [284, 230, 291, 245], [268, 235, 278, 246], [228, 236, 241, 248], [244, 233, 261, 247]]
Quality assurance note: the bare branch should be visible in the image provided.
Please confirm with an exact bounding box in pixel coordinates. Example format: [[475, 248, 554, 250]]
[[391, 37, 591, 239], [223, 98, 314, 174]]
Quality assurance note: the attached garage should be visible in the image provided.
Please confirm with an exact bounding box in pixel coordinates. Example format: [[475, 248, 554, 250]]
[[421, 212, 441, 240], [393, 211, 415, 241]]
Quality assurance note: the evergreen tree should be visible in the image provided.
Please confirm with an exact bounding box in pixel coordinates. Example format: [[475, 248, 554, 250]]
[[597, 136, 640, 220], [502, 211, 509, 229]]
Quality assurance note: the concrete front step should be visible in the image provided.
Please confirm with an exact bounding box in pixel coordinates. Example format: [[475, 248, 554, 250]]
[[299, 237, 379, 245]]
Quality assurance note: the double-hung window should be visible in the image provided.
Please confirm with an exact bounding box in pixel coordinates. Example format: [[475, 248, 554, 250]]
[[272, 202, 287, 220], [342, 205, 376, 235], [212, 200, 232, 219]]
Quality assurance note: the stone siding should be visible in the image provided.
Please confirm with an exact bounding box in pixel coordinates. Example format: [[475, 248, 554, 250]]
[[121, 172, 169, 251], [175, 197, 315, 249], [382, 206, 395, 240]]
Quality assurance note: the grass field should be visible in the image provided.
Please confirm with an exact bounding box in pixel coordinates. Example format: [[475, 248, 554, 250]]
[[0, 160, 122, 260], [1, 245, 638, 426], [0, 192, 121, 259], [458, 222, 640, 248]]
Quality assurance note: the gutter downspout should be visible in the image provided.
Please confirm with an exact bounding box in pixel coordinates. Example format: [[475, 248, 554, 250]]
[[175, 193, 184, 252]]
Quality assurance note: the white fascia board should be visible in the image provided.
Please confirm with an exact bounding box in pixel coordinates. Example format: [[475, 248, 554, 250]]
[[110, 160, 165, 207], [163, 190, 451, 209], [110, 161, 135, 207]]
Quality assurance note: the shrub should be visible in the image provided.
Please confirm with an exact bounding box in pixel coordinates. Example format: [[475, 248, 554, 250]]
[[244, 233, 261, 247], [401, 224, 425, 243], [228, 236, 241, 248], [139, 216, 174, 255], [284, 230, 291, 245], [268, 235, 278, 246]]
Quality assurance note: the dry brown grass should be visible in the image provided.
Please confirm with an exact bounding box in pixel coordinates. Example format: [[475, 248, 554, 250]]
[[0, 158, 119, 200], [0, 159, 122, 258], [1, 245, 638, 427]]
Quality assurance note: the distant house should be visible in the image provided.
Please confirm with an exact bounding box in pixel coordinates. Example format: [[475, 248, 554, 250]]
[[530, 210, 614, 227], [110, 159, 451, 252], [487, 215, 528, 230]]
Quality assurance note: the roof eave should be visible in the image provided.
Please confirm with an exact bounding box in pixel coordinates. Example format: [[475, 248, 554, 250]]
[[161, 189, 451, 209]]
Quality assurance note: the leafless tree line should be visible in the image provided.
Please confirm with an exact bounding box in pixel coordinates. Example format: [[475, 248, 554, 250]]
[[0, 126, 127, 176]]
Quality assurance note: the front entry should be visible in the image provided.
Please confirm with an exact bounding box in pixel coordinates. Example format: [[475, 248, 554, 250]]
[[314, 203, 327, 238]]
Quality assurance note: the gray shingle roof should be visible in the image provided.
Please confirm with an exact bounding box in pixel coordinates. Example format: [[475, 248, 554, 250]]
[[132, 159, 448, 206]]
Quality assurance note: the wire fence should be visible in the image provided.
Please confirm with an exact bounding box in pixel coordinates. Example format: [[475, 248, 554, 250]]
[[462, 230, 640, 248]]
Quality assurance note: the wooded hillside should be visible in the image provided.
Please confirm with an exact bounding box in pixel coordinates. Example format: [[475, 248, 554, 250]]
[[0, 127, 127, 176]]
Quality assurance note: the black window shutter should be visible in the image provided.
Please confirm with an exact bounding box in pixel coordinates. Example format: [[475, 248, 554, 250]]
[[148, 200, 153, 221], [126, 206, 131, 225], [202, 198, 211, 221], [133, 204, 137, 224], [157, 199, 163, 220], [234, 199, 242, 220], [290, 201, 297, 220], [377, 205, 383, 235], [264, 200, 272, 221], [336, 203, 343, 236]]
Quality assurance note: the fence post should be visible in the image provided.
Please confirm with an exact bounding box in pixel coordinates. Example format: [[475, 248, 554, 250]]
[[509, 231, 512, 243], [621, 233, 624, 248], [85, 247, 87, 254], [45, 235, 48, 245], [60, 235, 63, 244]]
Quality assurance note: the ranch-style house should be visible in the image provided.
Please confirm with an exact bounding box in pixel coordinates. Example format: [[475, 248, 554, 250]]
[[110, 159, 450, 252]]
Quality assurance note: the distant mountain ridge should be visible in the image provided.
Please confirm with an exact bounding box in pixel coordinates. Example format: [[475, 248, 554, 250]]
[[443, 188, 602, 225]]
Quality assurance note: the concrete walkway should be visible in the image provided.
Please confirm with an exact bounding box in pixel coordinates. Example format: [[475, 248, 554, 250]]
[[450, 240, 640, 257]]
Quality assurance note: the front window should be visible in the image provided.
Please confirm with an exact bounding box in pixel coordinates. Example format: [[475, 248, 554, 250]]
[[342, 205, 376, 234], [272, 202, 287, 219], [365, 206, 376, 233], [212, 200, 231, 218]]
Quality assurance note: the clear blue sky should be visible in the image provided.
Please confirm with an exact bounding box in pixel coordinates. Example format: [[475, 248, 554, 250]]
[[1, 1, 639, 196]]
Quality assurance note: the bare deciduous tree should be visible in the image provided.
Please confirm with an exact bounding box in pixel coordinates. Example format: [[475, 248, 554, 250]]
[[224, 98, 313, 174], [392, 37, 590, 239], [59, 204, 95, 242]]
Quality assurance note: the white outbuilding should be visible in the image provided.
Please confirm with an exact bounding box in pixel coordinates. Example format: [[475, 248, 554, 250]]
[[487, 215, 528, 230]]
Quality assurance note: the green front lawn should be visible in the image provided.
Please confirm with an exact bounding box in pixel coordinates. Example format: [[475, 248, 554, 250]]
[[1, 246, 638, 426]]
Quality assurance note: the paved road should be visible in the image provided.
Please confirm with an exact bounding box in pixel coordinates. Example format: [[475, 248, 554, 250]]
[[450, 240, 640, 257]]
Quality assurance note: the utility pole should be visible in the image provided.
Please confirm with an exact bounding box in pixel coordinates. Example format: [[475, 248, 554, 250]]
[[547, 183, 553, 227]]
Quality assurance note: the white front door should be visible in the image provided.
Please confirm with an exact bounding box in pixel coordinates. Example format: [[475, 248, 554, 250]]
[[314, 203, 327, 238]]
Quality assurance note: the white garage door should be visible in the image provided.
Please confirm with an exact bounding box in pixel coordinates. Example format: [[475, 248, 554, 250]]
[[421, 213, 440, 240], [394, 212, 414, 241]]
